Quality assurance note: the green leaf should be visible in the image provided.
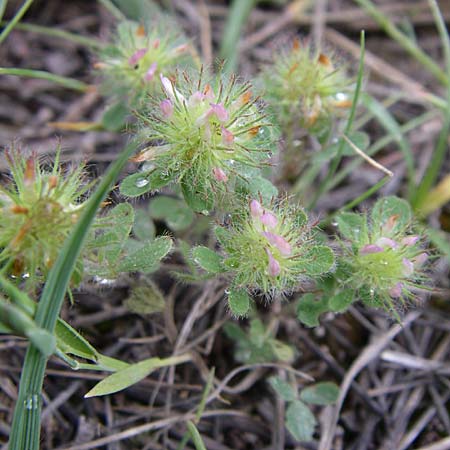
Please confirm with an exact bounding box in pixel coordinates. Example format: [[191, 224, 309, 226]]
[[84, 353, 191, 398], [245, 176, 278, 203], [285, 399, 317, 442], [192, 246, 224, 274], [101, 101, 129, 131], [187, 421, 207, 450], [149, 196, 194, 231], [336, 212, 368, 243], [296, 294, 328, 327], [328, 289, 354, 312], [228, 288, 251, 317], [124, 281, 165, 315], [119, 236, 172, 273], [371, 196, 412, 234], [120, 170, 172, 197], [300, 382, 339, 405], [181, 178, 214, 214], [296, 245, 335, 276], [269, 339, 295, 363], [55, 320, 98, 362], [269, 376, 297, 401], [341, 131, 370, 156], [133, 208, 155, 241]]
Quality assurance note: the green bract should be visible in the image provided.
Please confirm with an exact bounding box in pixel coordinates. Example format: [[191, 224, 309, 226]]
[[261, 40, 353, 134], [217, 199, 335, 296], [96, 19, 193, 107], [0, 148, 88, 287], [124, 70, 274, 212]]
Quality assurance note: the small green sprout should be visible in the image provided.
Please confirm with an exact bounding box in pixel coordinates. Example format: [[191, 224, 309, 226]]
[[261, 39, 353, 135], [96, 20, 193, 107], [0, 148, 88, 286], [123, 70, 274, 212], [217, 198, 335, 296]]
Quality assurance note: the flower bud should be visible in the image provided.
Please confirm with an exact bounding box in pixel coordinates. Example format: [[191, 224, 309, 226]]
[[128, 48, 148, 66], [160, 99, 174, 118]]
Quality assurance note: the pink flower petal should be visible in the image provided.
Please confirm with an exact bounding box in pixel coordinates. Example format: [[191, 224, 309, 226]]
[[209, 103, 229, 122], [360, 244, 384, 255], [153, 39, 160, 49], [413, 252, 428, 267], [221, 126, 234, 146], [266, 248, 281, 277], [402, 258, 414, 277], [160, 99, 173, 118], [212, 167, 228, 183], [260, 212, 278, 229], [250, 200, 263, 218], [128, 48, 148, 66], [189, 91, 205, 106], [160, 74, 175, 99], [262, 232, 292, 256], [376, 237, 398, 250], [144, 62, 158, 81], [389, 282, 403, 298], [402, 235, 419, 246]]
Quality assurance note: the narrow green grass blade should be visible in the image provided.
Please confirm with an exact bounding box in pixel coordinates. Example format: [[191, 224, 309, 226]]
[[8, 141, 137, 450], [219, 0, 257, 74], [0, 67, 88, 91], [0, 21, 103, 49], [187, 421, 207, 450], [412, 0, 450, 210], [0, 0, 33, 45], [309, 31, 365, 208], [360, 93, 415, 198], [354, 0, 447, 85], [0, 1, 8, 23]]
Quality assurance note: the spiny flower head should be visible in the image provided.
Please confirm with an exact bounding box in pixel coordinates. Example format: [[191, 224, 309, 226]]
[[129, 70, 274, 212], [216, 199, 334, 295], [337, 196, 430, 315], [261, 39, 352, 134], [96, 20, 193, 107], [0, 148, 88, 286]]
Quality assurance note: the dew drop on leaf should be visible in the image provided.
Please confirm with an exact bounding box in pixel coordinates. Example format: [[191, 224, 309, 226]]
[[135, 178, 149, 188]]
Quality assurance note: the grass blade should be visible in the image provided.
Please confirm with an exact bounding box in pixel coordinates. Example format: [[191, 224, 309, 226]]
[[0, 0, 34, 45]]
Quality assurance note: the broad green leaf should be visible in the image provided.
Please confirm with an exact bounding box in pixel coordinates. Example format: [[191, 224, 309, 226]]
[[223, 322, 247, 342], [119, 236, 172, 273], [336, 212, 368, 243], [286, 400, 317, 442], [296, 294, 328, 327], [269, 339, 295, 363], [314, 131, 369, 163], [101, 101, 129, 131], [149, 196, 194, 231], [328, 289, 354, 312], [293, 209, 308, 228], [300, 382, 339, 405], [55, 320, 98, 361], [181, 178, 214, 214], [124, 281, 165, 314], [371, 196, 412, 234], [296, 245, 335, 276], [84, 353, 191, 397], [228, 288, 251, 317], [269, 376, 297, 401], [191, 246, 224, 274], [120, 170, 172, 197], [214, 226, 233, 251], [133, 208, 155, 241], [246, 176, 278, 203]]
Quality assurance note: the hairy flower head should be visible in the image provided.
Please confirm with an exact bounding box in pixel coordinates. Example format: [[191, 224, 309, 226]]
[[96, 20, 193, 107], [216, 199, 334, 295], [337, 196, 430, 315], [0, 148, 88, 286], [260, 40, 352, 134], [128, 70, 274, 212]]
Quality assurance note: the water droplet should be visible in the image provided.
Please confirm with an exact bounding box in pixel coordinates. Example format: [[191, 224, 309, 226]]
[[141, 162, 155, 172], [25, 394, 39, 410], [335, 92, 348, 101], [227, 159, 235, 166], [22, 273, 30, 279], [135, 178, 149, 188], [369, 288, 375, 295], [201, 210, 210, 216], [224, 289, 230, 295], [331, 221, 338, 227]]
